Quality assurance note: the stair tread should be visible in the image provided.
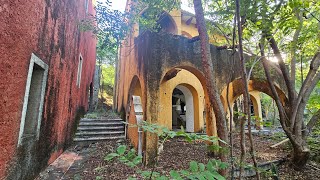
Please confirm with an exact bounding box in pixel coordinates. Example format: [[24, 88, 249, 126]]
[[74, 136, 125, 141], [79, 122, 124, 126], [80, 120, 123, 123], [81, 118, 123, 121], [76, 131, 124, 135], [78, 126, 124, 130]]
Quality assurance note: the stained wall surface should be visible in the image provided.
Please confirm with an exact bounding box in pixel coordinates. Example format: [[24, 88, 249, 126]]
[[115, 1, 288, 164], [0, 0, 96, 179]]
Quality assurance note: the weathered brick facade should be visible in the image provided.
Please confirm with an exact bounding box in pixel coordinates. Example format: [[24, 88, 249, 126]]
[[0, 0, 96, 179]]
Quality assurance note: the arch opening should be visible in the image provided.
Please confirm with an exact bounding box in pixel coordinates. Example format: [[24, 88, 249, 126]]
[[157, 12, 177, 34], [139, 11, 178, 35], [159, 68, 209, 134], [172, 85, 195, 132], [220, 79, 285, 131], [127, 75, 144, 150], [181, 31, 192, 38]]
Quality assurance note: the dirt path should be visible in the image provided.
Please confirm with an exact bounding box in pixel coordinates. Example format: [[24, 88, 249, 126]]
[[36, 135, 320, 180]]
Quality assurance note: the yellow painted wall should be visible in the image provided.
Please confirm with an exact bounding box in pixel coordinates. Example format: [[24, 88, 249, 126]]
[[220, 81, 263, 129], [180, 21, 199, 37], [158, 69, 205, 132]]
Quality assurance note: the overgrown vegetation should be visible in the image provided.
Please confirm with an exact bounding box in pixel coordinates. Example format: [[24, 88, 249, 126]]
[[105, 121, 227, 180]]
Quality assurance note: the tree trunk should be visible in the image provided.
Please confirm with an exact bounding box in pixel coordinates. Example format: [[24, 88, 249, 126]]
[[193, 0, 228, 176], [292, 143, 310, 170], [259, 39, 314, 169], [235, 0, 259, 179]]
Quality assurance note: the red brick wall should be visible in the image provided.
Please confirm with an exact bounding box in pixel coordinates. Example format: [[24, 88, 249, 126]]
[[0, 0, 96, 179]]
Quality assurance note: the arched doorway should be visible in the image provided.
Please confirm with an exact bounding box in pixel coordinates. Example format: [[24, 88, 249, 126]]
[[230, 92, 263, 129], [127, 76, 144, 149], [158, 68, 206, 133], [220, 79, 287, 131], [172, 85, 195, 132]]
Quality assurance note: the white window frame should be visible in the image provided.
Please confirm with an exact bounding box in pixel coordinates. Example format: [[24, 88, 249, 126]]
[[18, 53, 48, 146], [85, 0, 89, 14], [76, 54, 83, 88]]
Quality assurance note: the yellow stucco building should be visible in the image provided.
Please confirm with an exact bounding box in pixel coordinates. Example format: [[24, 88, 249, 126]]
[[114, 1, 288, 164]]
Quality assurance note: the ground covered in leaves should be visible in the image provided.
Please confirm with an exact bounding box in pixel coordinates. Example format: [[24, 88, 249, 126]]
[[37, 133, 320, 180]]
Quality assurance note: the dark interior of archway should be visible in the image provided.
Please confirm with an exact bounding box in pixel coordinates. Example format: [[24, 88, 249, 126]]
[[232, 93, 281, 129], [232, 97, 255, 128], [139, 11, 176, 35], [172, 88, 186, 130], [157, 13, 176, 34]]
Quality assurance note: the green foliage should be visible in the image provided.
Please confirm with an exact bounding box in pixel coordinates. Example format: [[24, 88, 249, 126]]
[[84, 108, 119, 118], [95, 1, 130, 50], [132, 0, 181, 34], [136, 160, 226, 180], [95, 176, 103, 180], [105, 145, 143, 168], [100, 64, 115, 96], [104, 121, 228, 179], [270, 132, 287, 142], [106, 151, 227, 180], [135, 121, 226, 146], [308, 121, 320, 162]]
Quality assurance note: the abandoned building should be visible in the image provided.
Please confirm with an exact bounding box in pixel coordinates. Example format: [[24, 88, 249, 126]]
[[0, 0, 96, 179], [114, 1, 288, 164]]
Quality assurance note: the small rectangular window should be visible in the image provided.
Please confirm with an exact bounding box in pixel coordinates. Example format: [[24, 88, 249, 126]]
[[18, 54, 48, 146], [85, 0, 89, 14], [76, 54, 83, 88]]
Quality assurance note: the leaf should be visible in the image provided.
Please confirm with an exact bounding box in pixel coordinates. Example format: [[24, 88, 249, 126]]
[[212, 172, 225, 180], [203, 171, 215, 180], [180, 170, 189, 176], [132, 156, 143, 165], [170, 170, 182, 179], [156, 176, 169, 180], [199, 163, 205, 171], [140, 171, 152, 178], [218, 161, 228, 170], [119, 156, 128, 163], [197, 174, 206, 180], [206, 161, 215, 172], [189, 161, 198, 172], [117, 145, 126, 155], [104, 153, 118, 161]]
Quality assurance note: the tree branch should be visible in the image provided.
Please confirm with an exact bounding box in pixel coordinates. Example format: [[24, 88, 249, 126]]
[[290, 52, 320, 131], [290, 10, 303, 90], [266, 36, 296, 108], [259, 41, 298, 147]]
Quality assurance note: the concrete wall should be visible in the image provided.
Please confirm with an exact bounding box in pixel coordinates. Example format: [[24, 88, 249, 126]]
[[0, 0, 96, 179]]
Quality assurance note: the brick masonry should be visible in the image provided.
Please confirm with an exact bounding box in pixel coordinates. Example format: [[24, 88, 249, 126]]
[[0, 0, 96, 179]]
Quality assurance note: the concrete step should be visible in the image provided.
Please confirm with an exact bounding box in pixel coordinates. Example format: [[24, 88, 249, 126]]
[[77, 126, 124, 131], [79, 122, 124, 126], [75, 131, 124, 136], [81, 118, 123, 121], [74, 136, 125, 142], [80, 119, 123, 124]]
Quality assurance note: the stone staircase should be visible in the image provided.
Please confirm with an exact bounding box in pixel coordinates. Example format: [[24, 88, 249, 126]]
[[73, 117, 125, 142]]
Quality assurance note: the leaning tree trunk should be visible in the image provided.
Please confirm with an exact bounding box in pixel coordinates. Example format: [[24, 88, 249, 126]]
[[193, 0, 228, 176]]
